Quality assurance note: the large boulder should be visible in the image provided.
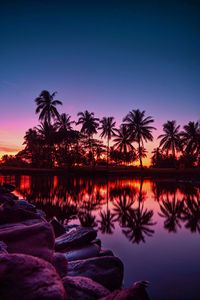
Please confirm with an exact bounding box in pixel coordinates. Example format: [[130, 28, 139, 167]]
[[52, 252, 68, 278], [0, 200, 45, 224], [55, 227, 97, 251], [0, 253, 66, 300], [1, 183, 15, 192], [63, 243, 100, 261], [0, 219, 55, 262], [100, 281, 150, 300], [68, 256, 124, 291], [99, 248, 114, 257], [62, 276, 110, 300]]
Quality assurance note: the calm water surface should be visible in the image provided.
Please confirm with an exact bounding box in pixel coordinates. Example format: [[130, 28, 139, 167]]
[[1, 174, 200, 300]]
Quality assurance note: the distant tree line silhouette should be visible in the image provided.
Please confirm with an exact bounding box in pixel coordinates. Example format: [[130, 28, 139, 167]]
[[1, 90, 200, 168]]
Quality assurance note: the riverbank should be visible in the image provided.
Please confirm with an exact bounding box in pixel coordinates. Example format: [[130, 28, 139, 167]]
[[0, 166, 200, 179]]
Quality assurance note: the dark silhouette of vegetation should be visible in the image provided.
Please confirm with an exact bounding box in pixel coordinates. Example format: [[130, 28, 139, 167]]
[[159, 197, 184, 232], [1, 90, 200, 169], [35, 90, 62, 125], [123, 109, 155, 168], [158, 120, 182, 161], [1, 174, 200, 238], [99, 117, 117, 167]]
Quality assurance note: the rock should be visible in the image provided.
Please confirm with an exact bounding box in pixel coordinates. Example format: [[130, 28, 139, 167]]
[[0, 200, 45, 224], [0, 253, 66, 300], [64, 224, 80, 231], [0, 193, 17, 205], [91, 238, 102, 247], [63, 243, 100, 261], [0, 241, 7, 254], [63, 276, 110, 300], [0, 219, 55, 262], [68, 256, 124, 291], [52, 252, 68, 278], [99, 248, 114, 257], [100, 281, 150, 300], [55, 227, 97, 251], [50, 217, 66, 237], [2, 183, 15, 192], [17, 199, 36, 211]]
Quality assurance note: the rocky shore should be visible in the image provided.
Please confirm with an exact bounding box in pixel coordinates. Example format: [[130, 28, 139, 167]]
[[0, 183, 150, 299]]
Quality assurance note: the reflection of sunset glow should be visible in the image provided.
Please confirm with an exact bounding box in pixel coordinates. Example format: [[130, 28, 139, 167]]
[[1, 174, 200, 242], [1, 174, 199, 234]]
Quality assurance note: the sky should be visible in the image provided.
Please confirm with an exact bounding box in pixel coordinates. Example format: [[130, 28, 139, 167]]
[[0, 0, 200, 164]]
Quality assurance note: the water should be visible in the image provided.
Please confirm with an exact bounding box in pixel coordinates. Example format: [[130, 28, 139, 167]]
[[1, 174, 200, 300]]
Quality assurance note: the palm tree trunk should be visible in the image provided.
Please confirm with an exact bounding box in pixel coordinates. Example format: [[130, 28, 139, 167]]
[[138, 140, 143, 169], [172, 144, 176, 160], [107, 138, 109, 168]]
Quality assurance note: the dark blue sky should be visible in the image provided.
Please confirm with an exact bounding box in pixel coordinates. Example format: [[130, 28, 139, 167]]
[[0, 0, 199, 158]]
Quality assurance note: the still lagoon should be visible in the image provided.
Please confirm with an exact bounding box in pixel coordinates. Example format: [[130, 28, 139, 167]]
[[1, 174, 200, 299]]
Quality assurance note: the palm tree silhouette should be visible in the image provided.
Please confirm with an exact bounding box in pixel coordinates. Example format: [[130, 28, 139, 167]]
[[151, 147, 163, 167], [158, 120, 182, 159], [123, 109, 155, 168], [136, 146, 147, 165], [76, 110, 99, 138], [113, 125, 134, 154], [180, 121, 200, 155], [23, 128, 41, 166], [35, 121, 57, 167], [99, 117, 117, 167], [77, 110, 99, 165], [55, 113, 74, 132], [35, 90, 62, 125]]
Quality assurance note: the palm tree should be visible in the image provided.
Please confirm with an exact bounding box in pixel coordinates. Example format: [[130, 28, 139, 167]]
[[35, 121, 57, 167], [99, 117, 117, 167], [113, 125, 134, 154], [158, 120, 182, 159], [181, 121, 200, 156], [151, 147, 163, 167], [35, 90, 62, 125], [76, 110, 99, 138], [123, 109, 155, 168], [76, 110, 99, 165], [136, 146, 147, 165], [55, 113, 74, 132], [23, 128, 41, 166]]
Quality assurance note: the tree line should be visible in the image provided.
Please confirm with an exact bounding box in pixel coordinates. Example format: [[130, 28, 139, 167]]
[[1, 90, 200, 168]]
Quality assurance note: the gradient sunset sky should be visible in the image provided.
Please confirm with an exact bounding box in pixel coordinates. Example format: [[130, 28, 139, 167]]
[[0, 0, 200, 164]]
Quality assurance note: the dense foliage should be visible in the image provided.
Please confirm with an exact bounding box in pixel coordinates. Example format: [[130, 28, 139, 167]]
[[1, 90, 200, 168]]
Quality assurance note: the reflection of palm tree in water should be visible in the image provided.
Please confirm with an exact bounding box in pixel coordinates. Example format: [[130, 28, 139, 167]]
[[118, 180, 155, 244], [158, 194, 184, 232], [112, 183, 136, 227], [122, 205, 155, 244], [98, 181, 115, 234], [79, 211, 97, 228], [113, 195, 134, 227], [182, 197, 200, 233]]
